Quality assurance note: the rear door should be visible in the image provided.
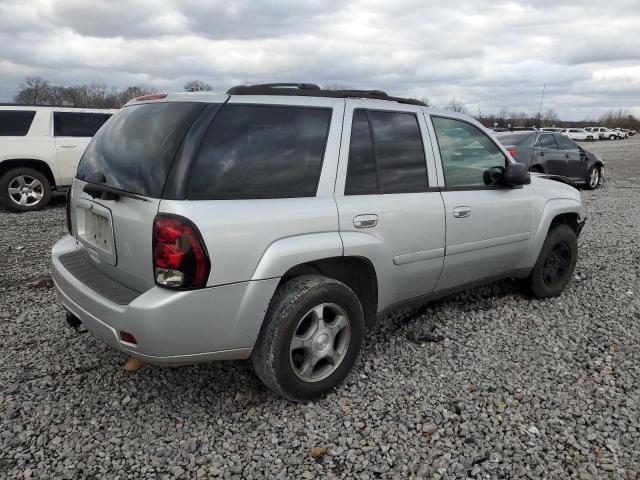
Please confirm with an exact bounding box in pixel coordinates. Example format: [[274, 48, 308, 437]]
[[555, 133, 587, 181], [335, 101, 445, 311], [534, 133, 565, 175], [70, 100, 217, 292], [54, 111, 112, 185], [427, 114, 534, 290]]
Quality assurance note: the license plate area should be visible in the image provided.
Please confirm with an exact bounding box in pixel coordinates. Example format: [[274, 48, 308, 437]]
[[75, 199, 117, 265]]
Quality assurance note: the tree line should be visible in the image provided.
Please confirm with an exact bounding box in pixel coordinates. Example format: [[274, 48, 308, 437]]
[[10, 76, 639, 130]]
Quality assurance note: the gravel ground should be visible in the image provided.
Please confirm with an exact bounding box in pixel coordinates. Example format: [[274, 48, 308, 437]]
[[1, 138, 639, 479]]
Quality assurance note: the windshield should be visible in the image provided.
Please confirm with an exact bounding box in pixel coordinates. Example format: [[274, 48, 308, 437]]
[[77, 102, 206, 197]]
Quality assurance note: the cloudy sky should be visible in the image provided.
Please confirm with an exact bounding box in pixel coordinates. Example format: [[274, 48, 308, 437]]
[[0, 0, 638, 120]]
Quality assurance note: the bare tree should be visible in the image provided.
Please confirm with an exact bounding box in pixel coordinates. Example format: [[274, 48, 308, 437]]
[[183, 79, 213, 92], [14, 76, 51, 104], [445, 97, 468, 114], [541, 108, 559, 127]]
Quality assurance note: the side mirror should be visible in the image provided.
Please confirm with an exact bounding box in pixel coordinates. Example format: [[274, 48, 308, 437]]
[[502, 162, 531, 187]]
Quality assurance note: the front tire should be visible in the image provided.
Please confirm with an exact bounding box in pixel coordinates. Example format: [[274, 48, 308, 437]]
[[608, 135, 616, 140], [251, 275, 365, 401], [585, 166, 601, 190], [526, 224, 578, 299], [0, 167, 52, 212]]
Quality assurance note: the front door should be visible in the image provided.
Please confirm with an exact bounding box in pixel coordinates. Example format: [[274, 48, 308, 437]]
[[534, 133, 566, 175], [427, 115, 534, 291], [334, 101, 446, 312], [554, 133, 588, 181]]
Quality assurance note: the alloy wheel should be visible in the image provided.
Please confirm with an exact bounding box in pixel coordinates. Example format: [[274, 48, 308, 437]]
[[289, 303, 351, 383], [7, 175, 44, 207], [589, 168, 600, 188]]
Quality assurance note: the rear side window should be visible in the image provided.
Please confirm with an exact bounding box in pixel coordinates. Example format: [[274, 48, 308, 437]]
[[78, 102, 206, 197], [536, 134, 558, 149], [0, 110, 36, 136], [188, 105, 331, 199], [54, 112, 112, 137], [345, 110, 428, 194], [555, 134, 578, 150], [431, 116, 506, 188]]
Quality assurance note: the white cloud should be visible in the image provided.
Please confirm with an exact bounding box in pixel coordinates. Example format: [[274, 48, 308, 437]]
[[0, 0, 637, 119]]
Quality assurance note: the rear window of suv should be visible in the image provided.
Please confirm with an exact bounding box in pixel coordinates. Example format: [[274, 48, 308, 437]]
[[188, 105, 331, 199], [78, 102, 206, 197], [0, 110, 36, 136]]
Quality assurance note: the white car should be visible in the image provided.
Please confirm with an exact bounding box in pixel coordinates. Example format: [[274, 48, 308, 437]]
[[561, 128, 596, 141], [587, 127, 619, 141], [0, 105, 116, 211]]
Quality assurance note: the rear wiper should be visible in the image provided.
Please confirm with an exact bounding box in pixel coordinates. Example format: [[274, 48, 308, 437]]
[[82, 183, 149, 202]]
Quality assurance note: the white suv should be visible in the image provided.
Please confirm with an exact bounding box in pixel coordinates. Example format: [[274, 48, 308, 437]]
[[52, 85, 586, 400], [0, 105, 116, 211]]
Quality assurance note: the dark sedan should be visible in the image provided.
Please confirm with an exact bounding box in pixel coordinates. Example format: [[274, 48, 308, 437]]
[[495, 131, 604, 189]]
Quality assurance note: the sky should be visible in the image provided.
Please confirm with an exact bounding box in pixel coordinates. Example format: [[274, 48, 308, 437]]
[[0, 0, 638, 120]]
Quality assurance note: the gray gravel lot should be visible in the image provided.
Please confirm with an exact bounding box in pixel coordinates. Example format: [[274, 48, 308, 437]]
[[1, 138, 639, 479]]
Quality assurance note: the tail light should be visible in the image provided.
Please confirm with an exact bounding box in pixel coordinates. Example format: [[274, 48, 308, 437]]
[[152, 215, 210, 289], [507, 147, 518, 158], [65, 187, 72, 234]]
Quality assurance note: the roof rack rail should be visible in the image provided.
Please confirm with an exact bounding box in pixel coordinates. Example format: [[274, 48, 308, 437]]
[[225, 83, 427, 106]]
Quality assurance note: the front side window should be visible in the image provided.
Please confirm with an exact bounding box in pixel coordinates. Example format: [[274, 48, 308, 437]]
[[54, 112, 112, 137], [0, 110, 36, 136], [431, 116, 507, 188], [189, 105, 331, 199], [345, 110, 428, 194], [555, 134, 578, 150], [537, 134, 558, 149]]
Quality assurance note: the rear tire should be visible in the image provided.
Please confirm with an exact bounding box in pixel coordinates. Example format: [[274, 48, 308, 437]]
[[0, 167, 52, 212], [608, 135, 616, 140], [526, 224, 578, 299], [585, 165, 601, 190], [586, 136, 594, 141], [251, 275, 365, 401]]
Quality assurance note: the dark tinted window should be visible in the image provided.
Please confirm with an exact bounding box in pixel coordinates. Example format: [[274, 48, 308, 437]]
[[345, 111, 377, 194], [345, 110, 428, 195], [432, 116, 507, 188], [537, 134, 558, 149], [78, 102, 206, 197], [0, 110, 36, 136], [369, 111, 428, 193], [555, 134, 578, 150], [189, 105, 331, 199], [54, 112, 112, 137], [495, 132, 536, 147]]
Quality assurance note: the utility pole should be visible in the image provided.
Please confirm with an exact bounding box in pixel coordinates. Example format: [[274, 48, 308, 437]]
[[537, 82, 546, 128]]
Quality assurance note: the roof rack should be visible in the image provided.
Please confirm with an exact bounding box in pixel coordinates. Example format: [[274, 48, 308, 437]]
[[225, 83, 427, 106]]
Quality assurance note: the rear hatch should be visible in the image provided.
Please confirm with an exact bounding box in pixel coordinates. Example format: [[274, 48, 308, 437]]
[[69, 99, 217, 293]]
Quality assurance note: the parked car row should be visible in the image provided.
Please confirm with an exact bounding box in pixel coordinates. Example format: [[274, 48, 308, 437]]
[[494, 126, 634, 142]]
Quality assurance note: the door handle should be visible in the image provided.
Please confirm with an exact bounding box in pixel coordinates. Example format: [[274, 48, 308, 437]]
[[353, 214, 378, 228], [453, 206, 471, 218], [59, 144, 77, 148], [565, 154, 570, 159], [538, 151, 544, 156]]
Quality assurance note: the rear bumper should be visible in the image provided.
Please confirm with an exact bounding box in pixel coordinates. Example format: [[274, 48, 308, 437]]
[[52, 236, 279, 365]]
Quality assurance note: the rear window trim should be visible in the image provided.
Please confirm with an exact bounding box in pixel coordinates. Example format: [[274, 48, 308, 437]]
[[185, 103, 333, 201]]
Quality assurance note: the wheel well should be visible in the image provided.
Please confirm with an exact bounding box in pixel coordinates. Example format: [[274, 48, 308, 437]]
[[530, 164, 544, 173], [549, 213, 579, 235], [280, 257, 379, 327], [0, 159, 56, 187]]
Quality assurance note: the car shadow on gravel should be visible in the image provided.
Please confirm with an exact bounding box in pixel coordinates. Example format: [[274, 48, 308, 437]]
[[0, 194, 66, 214]]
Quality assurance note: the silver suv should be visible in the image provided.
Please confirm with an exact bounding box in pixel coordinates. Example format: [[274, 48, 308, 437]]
[[52, 84, 586, 400]]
